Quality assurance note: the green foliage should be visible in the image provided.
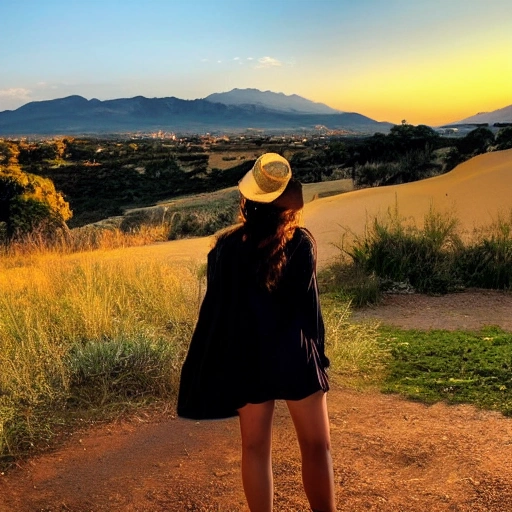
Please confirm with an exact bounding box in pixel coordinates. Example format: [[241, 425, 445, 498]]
[[355, 161, 401, 187], [329, 206, 512, 295], [458, 127, 495, 156], [389, 123, 440, 154], [496, 127, 512, 150], [348, 206, 463, 294], [347, 123, 445, 186], [7, 197, 58, 237], [67, 336, 178, 405], [455, 214, 512, 289], [444, 147, 463, 171], [0, 141, 71, 240], [318, 262, 381, 307], [381, 326, 512, 416]]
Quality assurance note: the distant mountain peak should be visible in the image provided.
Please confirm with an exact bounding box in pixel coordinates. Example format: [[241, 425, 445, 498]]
[[204, 88, 342, 115], [450, 104, 512, 125]]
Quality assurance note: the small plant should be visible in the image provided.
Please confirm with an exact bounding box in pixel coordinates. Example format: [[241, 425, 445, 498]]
[[345, 204, 464, 294], [322, 297, 388, 385], [318, 262, 380, 307], [455, 212, 512, 290]]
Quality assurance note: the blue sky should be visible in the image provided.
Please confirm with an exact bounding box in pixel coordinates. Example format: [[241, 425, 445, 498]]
[[1, 0, 511, 125]]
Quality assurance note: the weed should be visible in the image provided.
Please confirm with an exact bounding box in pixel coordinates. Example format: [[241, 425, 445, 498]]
[[322, 296, 388, 385]]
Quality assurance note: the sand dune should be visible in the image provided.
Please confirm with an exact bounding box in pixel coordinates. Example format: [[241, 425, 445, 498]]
[[89, 150, 512, 270], [305, 149, 512, 266]]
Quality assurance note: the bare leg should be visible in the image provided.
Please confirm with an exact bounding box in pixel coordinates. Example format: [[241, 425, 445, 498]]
[[286, 391, 336, 512], [237, 400, 275, 512]]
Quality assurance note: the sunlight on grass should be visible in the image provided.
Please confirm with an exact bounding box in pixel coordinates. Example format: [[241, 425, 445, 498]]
[[322, 296, 388, 387], [0, 247, 199, 466]]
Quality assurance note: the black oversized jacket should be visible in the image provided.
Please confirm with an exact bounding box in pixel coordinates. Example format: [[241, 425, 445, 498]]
[[177, 227, 329, 420]]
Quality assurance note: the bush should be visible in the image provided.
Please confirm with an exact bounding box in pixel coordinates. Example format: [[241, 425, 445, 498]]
[[355, 161, 401, 187], [329, 205, 512, 295], [455, 214, 512, 289], [496, 127, 512, 151], [318, 262, 380, 307], [458, 127, 495, 156], [167, 200, 239, 240], [348, 206, 463, 294], [67, 336, 179, 405]]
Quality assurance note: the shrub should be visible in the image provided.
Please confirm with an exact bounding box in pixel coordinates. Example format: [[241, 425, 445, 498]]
[[329, 204, 512, 295], [496, 127, 512, 150], [318, 261, 380, 307], [66, 336, 180, 406], [455, 213, 512, 289], [167, 201, 239, 240], [347, 206, 463, 294]]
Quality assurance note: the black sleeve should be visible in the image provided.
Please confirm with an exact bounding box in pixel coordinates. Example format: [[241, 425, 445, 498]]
[[289, 229, 329, 368]]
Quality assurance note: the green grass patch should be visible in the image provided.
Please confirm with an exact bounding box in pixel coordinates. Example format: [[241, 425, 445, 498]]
[[380, 326, 512, 416]]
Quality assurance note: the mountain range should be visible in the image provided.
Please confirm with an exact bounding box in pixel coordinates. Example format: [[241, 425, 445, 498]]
[[0, 89, 392, 136], [450, 104, 512, 125], [204, 88, 342, 115]]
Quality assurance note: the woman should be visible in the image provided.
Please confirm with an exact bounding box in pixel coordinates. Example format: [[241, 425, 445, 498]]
[[178, 153, 336, 512]]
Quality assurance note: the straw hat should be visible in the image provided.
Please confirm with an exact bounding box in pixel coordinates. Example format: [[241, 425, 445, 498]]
[[272, 178, 304, 211], [238, 153, 292, 203]]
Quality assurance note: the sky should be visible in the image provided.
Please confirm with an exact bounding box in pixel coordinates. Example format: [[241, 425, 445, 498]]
[[1, 0, 511, 126]]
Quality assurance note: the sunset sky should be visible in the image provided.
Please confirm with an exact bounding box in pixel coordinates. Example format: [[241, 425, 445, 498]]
[[1, 0, 511, 126]]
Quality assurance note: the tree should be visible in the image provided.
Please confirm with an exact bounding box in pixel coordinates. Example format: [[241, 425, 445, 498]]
[[0, 142, 72, 240], [458, 127, 495, 156], [496, 127, 512, 150]]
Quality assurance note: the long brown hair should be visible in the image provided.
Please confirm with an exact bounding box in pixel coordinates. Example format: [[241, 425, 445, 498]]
[[239, 196, 302, 291]]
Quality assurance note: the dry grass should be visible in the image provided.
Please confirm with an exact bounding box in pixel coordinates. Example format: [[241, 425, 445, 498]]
[[323, 296, 387, 388], [0, 244, 200, 466]]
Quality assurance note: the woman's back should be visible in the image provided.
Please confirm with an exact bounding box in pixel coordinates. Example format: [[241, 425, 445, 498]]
[[177, 226, 328, 420]]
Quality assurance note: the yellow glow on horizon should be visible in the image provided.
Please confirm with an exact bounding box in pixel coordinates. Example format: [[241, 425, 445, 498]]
[[322, 39, 512, 126]]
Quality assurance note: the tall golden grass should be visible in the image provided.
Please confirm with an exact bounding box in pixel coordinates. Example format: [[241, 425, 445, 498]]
[[0, 244, 199, 465], [0, 220, 382, 468], [2, 223, 172, 258]]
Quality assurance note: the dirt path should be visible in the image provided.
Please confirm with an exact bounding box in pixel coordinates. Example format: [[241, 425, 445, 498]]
[[350, 289, 512, 332], [1, 291, 512, 512]]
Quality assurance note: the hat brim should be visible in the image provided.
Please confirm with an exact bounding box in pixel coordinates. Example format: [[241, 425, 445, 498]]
[[238, 168, 288, 203]]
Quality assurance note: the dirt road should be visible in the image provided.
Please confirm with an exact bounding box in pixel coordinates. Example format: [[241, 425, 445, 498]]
[[1, 290, 512, 512]]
